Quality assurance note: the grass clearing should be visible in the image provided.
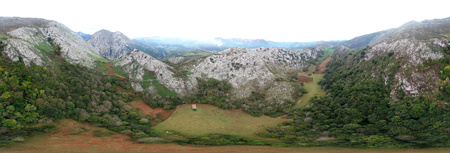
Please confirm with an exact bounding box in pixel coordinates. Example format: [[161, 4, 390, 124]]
[[153, 104, 284, 137], [295, 74, 326, 108], [152, 80, 177, 96], [142, 73, 157, 80], [96, 62, 108, 73], [111, 65, 127, 77], [88, 54, 109, 62]]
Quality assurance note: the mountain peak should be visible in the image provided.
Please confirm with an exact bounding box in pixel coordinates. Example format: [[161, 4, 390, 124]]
[[87, 29, 136, 60]]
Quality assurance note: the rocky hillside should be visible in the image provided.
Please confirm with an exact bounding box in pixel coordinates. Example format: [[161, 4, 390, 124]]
[[358, 18, 450, 99], [190, 47, 321, 100], [342, 30, 390, 49], [329, 18, 450, 99], [117, 46, 323, 108], [114, 50, 197, 95], [0, 17, 103, 68], [88, 29, 135, 60]]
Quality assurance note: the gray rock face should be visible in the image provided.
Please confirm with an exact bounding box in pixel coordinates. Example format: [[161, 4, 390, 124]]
[[165, 57, 187, 65], [1, 17, 102, 68], [88, 29, 135, 61], [191, 47, 319, 98]]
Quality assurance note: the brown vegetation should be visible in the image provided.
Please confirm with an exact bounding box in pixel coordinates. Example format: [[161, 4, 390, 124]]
[[296, 75, 313, 83], [131, 100, 174, 120]]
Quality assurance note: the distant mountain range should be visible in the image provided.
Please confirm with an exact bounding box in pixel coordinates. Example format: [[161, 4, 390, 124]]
[[75, 32, 91, 40], [76, 31, 344, 59], [132, 36, 344, 54]]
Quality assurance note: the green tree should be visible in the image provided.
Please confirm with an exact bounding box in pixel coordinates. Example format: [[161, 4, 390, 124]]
[[444, 65, 450, 75], [2, 119, 21, 129]]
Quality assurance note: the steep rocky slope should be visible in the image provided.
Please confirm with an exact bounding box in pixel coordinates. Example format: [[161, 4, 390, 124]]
[[88, 29, 135, 60], [368, 19, 449, 99], [0, 17, 103, 68]]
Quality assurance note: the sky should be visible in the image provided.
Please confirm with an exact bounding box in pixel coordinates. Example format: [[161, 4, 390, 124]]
[[1, 0, 449, 42]]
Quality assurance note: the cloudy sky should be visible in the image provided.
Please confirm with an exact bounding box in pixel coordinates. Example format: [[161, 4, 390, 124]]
[[2, 0, 449, 42]]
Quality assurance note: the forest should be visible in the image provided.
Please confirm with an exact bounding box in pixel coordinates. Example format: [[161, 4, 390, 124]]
[[0, 55, 157, 145]]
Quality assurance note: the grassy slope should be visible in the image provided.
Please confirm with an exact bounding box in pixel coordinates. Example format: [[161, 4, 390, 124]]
[[153, 104, 284, 137]]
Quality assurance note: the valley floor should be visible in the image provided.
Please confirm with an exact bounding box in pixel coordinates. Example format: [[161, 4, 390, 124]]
[[1, 108, 448, 153], [1, 118, 448, 153]]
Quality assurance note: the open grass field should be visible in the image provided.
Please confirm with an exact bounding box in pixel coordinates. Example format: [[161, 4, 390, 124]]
[[295, 74, 326, 108], [153, 104, 285, 137]]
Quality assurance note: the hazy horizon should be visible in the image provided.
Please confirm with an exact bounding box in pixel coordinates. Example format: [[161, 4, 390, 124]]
[[2, 0, 449, 42]]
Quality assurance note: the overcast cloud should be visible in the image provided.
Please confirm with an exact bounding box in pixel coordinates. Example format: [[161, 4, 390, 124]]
[[1, 0, 449, 42]]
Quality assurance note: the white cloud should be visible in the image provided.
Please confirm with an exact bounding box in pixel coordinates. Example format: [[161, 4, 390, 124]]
[[1, 0, 449, 42]]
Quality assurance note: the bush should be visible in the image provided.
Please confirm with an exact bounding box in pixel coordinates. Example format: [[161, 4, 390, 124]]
[[93, 130, 115, 137], [135, 137, 170, 143]]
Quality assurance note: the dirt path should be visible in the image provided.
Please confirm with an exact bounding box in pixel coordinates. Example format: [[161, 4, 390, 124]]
[[130, 100, 175, 120], [315, 56, 333, 74]]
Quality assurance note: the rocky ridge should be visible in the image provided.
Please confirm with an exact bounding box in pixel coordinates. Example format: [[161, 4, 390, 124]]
[[1, 17, 102, 68]]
